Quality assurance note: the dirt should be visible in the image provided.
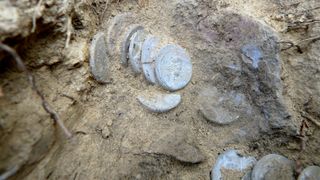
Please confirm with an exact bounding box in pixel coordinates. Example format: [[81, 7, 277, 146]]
[[0, 0, 320, 179]]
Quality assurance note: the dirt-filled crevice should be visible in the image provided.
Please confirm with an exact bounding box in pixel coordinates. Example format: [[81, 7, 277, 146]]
[[0, 0, 320, 179]]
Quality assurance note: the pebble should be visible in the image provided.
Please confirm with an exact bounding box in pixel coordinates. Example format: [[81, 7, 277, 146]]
[[251, 154, 295, 180], [298, 166, 320, 180], [241, 44, 262, 69], [89, 32, 109, 83], [128, 29, 148, 73], [141, 35, 160, 84], [137, 92, 181, 113], [120, 24, 144, 66], [155, 44, 192, 91], [211, 150, 256, 180]]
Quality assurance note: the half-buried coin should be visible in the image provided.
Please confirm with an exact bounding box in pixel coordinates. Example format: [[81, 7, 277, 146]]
[[141, 35, 160, 84], [89, 32, 109, 83], [128, 29, 148, 74], [105, 13, 137, 56], [137, 92, 181, 113], [120, 24, 144, 67], [155, 44, 192, 91]]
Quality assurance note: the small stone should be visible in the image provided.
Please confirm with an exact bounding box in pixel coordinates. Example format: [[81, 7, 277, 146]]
[[65, 41, 88, 69], [298, 166, 320, 180], [137, 92, 181, 113], [211, 150, 256, 180], [89, 32, 109, 83], [141, 35, 160, 84], [241, 44, 263, 69], [155, 44, 192, 91], [102, 127, 111, 139], [120, 24, 144, 66], [251, 154, 295, 180], [148, 126, 205, 163], [128, 29, 148, 73], [199, 87, 252, 125]]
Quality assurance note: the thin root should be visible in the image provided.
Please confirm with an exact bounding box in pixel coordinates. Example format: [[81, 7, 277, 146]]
[[32, 0, 43, 33], [65, 16, 72, 48], [0, 42, 72, 138], [300, 111, 320, 127]]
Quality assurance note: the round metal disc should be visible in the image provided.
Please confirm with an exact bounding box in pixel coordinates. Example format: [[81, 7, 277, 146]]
[[120, 24, 144, 66], [106, 13, 136, 56], [128, 30, 148, 73], [89, 32, 109, 83], [155, 44, 192, 91], [137, 92, 181, 113], [141, 35, 160, 84]]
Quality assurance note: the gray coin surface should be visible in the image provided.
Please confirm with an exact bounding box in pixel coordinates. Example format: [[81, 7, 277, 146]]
[[251, 154, 295, 180], [89, 32, 109, 83], [128, 29, 148, 73], [155, 44, 192, 91], [120, 24, 144, 66], [199, 87, 253, 125], [141, 35, 160, 84], [106, 13, 136, 56], [137, 92, 181, 113], [211, 150, 256, 180], [298, 166, 320, 180]]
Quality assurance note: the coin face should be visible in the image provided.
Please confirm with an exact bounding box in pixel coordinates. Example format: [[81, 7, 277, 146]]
[[120, 24, 144, 66], [137, 92, 181, 113], [89, 32, 109, 83], [128, 30, 148, 74], [155, 44, 192, 91], [141, 35, 160, 84]]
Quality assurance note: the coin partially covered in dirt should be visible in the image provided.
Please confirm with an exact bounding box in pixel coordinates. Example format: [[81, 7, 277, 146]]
[[251, 154, 295, 180], [120, 24, 144, 67], [199, 87, 253, 125], [155, 44, 192, 91], [128, 29, 148, 74], [141, 35, 160, 84], [211, 150, 256, 180], [89, 32, 109, 83], [298, 166, 320, 180], [137, 92, 181, 113], [106, 13, 137, 56]]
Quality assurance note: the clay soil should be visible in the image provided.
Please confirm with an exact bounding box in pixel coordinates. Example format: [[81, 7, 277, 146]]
[[0, 0, 320, 179]]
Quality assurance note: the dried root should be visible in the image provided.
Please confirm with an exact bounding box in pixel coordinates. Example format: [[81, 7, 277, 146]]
[[31, 0, 43, 33], [0, 42, 72, 138]]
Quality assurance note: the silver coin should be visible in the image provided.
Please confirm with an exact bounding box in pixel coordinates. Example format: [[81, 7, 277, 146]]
[[106, 13, 136, 56], [89, 32, 109, 83], [137, 92, 181, 113], [251, 154, 295, 180], [298, 166, 320, 180], [128, 30, 148, 73], [155, 44, 192, 91], [141, 35, 160, 84], [120, 24, 144, 67]]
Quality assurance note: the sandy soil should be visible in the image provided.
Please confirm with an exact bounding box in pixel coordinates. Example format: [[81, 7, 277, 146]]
[[0, 0, 319, 179]]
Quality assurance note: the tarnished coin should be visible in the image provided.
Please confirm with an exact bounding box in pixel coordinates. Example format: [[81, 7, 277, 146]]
[[251, 154, 295, 180], [89, 32, 109, 83], [106, 13, 136, 56], [155, 44, 192, 91], [211, 150, 256, 180], [298, 166, 320, 180], [128, 29, 148, 73], [120, 24, 144, 66], [141, 35, 160, 84], [137, 92, 181, 113]]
